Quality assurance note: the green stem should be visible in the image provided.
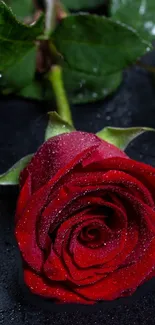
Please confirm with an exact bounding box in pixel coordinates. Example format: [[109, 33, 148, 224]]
[[45, 0, 56, 36], [49, 65, 74, 126]]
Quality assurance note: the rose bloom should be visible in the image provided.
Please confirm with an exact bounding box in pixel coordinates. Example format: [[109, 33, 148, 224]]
[[15, 131, 155, 304]]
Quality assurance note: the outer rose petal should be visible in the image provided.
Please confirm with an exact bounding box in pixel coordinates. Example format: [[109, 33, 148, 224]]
[[83, 156, 155, 200], [20, 132, 127, 193], [15, 175, 31, 223], [24, 269, 93, 304], [15, 184, 51, 271]]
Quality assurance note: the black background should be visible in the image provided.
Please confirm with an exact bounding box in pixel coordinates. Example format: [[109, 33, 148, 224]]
[[1, 53, 155, 324]]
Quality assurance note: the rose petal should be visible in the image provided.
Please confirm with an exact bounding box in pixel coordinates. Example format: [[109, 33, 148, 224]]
[[45, 222, 138, 287], [83, 156, 155, 201], [15, 185, 50, 271], [20, 132, 104, 192], [43, 249, 67, 281], [69, 170, 154, 208], [15, 175, 31, 223], [24, 269, 93, 303], [99, 224, 139, 274], [36, 146, 101, 249], [39, 184, 128, 250], [72, 229, 127, 268], [75, 237, 155, 300]]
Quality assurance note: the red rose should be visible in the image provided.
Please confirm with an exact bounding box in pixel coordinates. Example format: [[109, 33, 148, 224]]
[[15, 131, 155, 304]]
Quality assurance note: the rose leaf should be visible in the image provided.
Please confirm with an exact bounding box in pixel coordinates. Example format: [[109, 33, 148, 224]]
[[45, 111, 75, 141], [110, 0, 155, 41], [0, 154, 33, 185], [63, 67, 122, 104], [52, 14, 151, 103], [62, 0, 105, 10], [0, 2, 44, 89], [17, 81, 43, 100], [97, 126, 155, 150], [4, 0, 34, 20], [53, 14, 151, 77], [1, 47, 37, 90]]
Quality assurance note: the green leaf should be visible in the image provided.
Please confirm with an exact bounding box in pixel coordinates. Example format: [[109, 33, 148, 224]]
[[2, 46, 37, 89], [4, 0, 34, 20], [0, 2, 44, 71], [97, 126, 155, 150], [17, 80, 43, 100], [45, 111, 75, 141], [62, 0, 105, 10], [0, 2, 44, 91], [63, 67, 122, 104], [110, 0, 155, 41], [0, 154, 33, 185], [53, 14, 151, 78]]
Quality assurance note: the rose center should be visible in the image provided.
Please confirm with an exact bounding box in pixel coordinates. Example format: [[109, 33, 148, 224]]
[[81, 226, 100, 242]]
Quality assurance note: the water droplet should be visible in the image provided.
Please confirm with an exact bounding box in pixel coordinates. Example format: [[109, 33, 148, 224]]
[[78, 93, 83, 99], [0, 74, 2, 78], [151, 26, 155, 35], [92, 92, 98, 98], [81, 79, 86, 85], [144, 21, 153, 30], [106, 115, 111, 121], [93, 67, 98, 73], [102, 88, 108, 95], [146, 47, 150, 52], [139, 0, 146, 15], [79, 79, 86, 88]]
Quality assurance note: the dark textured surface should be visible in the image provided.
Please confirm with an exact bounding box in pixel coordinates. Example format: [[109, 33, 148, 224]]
[[1, 59, 155, 324]]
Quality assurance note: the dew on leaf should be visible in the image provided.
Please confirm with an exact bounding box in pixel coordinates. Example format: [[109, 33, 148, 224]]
[[81, 79, 86, 84], [93, 67, 98, 73], [151, 27, 155, 35], [78, 93, 83, 99], [102, 88, 109, 95], [139, 0, 146, 15], [146, 47, 151, 52], [144, 21, 153, 29]]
